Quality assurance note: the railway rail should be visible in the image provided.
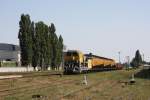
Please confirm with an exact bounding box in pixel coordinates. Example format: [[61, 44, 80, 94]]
[[60, 80, 118, 99], [0, 72, 120, 100], [0, 71, 62, 79], [0, 73, 79, 99]]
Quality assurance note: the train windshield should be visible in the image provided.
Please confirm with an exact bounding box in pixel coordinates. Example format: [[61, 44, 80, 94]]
[[66, 52, 78, 56]]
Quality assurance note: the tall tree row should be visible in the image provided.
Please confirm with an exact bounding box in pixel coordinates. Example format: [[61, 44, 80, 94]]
[[18, 14, 63, 70]]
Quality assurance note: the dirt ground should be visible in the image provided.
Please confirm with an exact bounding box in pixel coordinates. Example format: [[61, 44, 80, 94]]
[[0, 69, 150, 100]]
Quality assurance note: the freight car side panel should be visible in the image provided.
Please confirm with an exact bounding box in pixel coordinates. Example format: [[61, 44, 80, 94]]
[[91, 58, 104, 67], [91, 57, 116, 69]]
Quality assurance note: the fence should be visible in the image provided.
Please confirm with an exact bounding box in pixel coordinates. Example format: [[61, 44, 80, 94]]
[[0, 67, 34, 72]]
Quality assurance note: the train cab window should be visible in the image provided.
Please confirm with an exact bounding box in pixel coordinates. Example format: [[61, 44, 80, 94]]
[[67, 52, 71, 56], [66, 52, 78, 56], [72, 52, 78, 56]]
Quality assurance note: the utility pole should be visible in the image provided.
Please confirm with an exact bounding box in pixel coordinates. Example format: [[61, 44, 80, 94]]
[[118, 51, 121, 64], [126, 56, 130, 69], [142, 53, 144, 63]]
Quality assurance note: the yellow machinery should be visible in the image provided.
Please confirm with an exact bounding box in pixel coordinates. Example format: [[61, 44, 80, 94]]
[[64, 50, 84, 66], [64, 50, 87, 73]]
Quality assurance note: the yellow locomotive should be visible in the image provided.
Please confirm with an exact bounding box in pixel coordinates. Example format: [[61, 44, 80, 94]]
[[64, 50, 116, 73], [64, 50, 85, 73]]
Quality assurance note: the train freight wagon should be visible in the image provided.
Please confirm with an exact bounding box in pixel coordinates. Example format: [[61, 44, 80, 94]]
[[84, 54, 116, 70], [64, 50, 118, 73]]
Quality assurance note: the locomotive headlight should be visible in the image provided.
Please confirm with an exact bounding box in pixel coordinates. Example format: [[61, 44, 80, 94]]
[[72, 56, 75, 60]]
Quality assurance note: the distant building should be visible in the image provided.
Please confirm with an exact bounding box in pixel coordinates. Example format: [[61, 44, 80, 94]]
[[0, 43, 20, 62]]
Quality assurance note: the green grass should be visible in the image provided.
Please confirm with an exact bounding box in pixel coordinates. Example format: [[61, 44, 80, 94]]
[[1, 61, 17, 67], [1, 69, 150, 100], [135, 68, 150, 79]]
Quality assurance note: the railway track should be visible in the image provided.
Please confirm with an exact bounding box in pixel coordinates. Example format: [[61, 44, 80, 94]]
[[0, 71, 62, 80], [0, 73, 119, 100], [59, 79, 118, 100], [0, 71, 134, 99], [0, 79, 76, 97], [0, 74, 79, 99], [0, 72, 62, 89]]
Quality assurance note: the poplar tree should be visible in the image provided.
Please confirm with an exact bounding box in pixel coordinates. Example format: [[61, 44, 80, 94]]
[[18, 14, 63, 70], [50, 23, 57, 69], [34, 22, 42, 68], [31, 22, 37, 70], [18, 14, 32, 66], [39, 21, 46, 70], [42, 23, 49, 70], [34, 21, 50, 70], [131, 50, 142, 68], [56, 35, 63, 69]]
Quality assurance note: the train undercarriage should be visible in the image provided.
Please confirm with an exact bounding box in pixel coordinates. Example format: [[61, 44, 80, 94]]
[[64, 62, 117, 74], [64, 62, 89, 73]]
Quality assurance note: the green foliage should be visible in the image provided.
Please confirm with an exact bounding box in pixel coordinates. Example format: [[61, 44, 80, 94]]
[[18, 14, 32, 66], [31, 22, 37, 69], [33, 22, 48, 70], [131, 50, 142, 68], [57, 35, 63, 68], [18, 14, 63, 70], [50, 24, 58, 69], [0, 61, 17, 67]]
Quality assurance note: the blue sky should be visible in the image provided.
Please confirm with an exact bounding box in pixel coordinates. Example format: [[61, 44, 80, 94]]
[[0, 0, 150, 62]]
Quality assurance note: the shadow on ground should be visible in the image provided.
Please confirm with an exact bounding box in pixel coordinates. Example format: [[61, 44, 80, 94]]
[[135, 68, 150, 79]]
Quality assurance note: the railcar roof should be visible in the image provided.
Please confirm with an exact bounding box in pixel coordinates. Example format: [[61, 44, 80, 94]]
[[84, 54, 114, 61], [67, 50, 83, 53]]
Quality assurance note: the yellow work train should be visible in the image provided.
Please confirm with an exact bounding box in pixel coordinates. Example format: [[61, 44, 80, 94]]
[[64, 50, 116, 73]]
